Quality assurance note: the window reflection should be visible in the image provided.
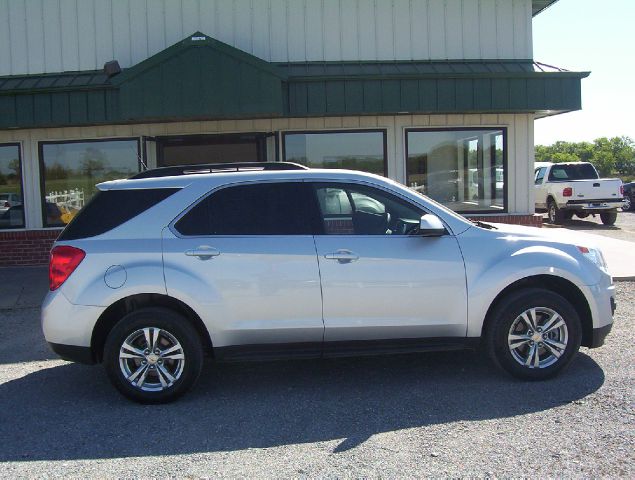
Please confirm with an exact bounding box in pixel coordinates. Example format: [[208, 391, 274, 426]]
[[406, 129, 506, 213], [40, 140, 139, 227], [0, 144, 25, 229], [284, 131, 386, 176]]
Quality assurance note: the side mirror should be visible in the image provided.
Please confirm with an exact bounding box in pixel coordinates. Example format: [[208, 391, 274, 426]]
[[418, 214, 446, 237]]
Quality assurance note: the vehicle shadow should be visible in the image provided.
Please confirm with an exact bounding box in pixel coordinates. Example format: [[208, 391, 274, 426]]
[[0, 350, 604, 462]]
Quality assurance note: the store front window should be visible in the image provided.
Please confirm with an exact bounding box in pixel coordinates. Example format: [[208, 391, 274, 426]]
[[406, 128, 506, 213], [0, 144, 25, 229], [283, 130, 387, 176], [40, 139, 140, 227]]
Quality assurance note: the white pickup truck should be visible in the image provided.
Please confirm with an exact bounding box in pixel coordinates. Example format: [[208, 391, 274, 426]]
[[534, 162, 624, 225]]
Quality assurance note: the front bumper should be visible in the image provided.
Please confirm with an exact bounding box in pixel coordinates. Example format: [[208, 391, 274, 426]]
[[589, 323, 613, 349], [48, 342, 96, 364], [583, 274, 615, 348], [589, 295, 617, 348]]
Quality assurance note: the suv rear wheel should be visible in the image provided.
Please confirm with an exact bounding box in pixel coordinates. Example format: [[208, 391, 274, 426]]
[[486, 288, 582, 380], [104, 308, 203, 403]]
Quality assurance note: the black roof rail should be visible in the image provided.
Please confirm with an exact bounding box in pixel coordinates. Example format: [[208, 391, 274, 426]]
[[130, 162, 309, 179]]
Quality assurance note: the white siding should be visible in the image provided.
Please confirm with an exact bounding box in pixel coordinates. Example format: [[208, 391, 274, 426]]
[[0, 0, 534, 76], [1, 113, 535, 228]]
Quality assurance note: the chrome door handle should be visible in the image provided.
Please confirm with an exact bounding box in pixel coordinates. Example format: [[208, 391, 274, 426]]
[[324, 250, 359, 263], [185, 246, 220, 260]]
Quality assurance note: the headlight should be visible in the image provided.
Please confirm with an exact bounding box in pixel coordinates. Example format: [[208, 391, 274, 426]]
[[577, 246, 608, 271]]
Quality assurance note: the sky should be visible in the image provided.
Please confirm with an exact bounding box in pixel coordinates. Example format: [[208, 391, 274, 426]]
[[532, 0, 635, 146]]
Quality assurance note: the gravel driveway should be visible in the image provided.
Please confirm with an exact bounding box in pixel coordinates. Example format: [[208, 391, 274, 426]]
[[0, 281, 633, 477]]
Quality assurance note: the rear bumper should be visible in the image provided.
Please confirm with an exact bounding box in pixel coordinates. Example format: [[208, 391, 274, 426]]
[[563, 200, 623, 211], [41, 289, 105, 347], [48, 342, 96, 364]]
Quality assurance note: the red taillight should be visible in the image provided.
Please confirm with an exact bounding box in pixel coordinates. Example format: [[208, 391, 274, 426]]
[[563, 187, 573, 197], [3, 201, 8, 208], [49, 246, 85, 291], [620, 185, 624, 196]]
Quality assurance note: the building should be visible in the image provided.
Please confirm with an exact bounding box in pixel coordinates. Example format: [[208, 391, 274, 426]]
[[0, 0, 587, 266]]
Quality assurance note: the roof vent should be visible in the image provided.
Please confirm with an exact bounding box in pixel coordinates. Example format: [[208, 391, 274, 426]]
[[103, 60, 121, 77]]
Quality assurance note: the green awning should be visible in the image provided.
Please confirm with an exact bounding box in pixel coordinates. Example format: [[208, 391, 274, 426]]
[[0, 32, 588, 130], [279, 60, 588, 117]]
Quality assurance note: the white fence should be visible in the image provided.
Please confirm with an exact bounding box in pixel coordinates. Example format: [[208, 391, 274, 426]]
[[45, 189, 85, 211]]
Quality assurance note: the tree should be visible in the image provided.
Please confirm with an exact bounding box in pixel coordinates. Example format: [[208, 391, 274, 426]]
[[7, 158, 20, 179], [80, 147, 106, 179], [535, 136, 635, 178]]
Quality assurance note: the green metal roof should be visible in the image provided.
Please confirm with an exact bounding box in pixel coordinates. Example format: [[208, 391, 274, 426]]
[[532, 0, 559, 16], [0, 32, 588, 130], [0, 70, 110, 93]]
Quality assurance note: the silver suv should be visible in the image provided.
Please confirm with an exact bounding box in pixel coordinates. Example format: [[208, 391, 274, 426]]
[[42, 162, 615, 403]]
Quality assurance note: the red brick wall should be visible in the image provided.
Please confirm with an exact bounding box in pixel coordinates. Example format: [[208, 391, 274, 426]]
[[465, 214, 543, 227], [0, 230, 61, 267]]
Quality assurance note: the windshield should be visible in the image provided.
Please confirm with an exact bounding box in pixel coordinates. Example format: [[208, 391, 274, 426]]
[[548, 163, 599, 181]]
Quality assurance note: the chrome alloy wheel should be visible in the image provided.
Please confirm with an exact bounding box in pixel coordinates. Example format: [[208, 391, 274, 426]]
[[119, 327, 185, 392], [507, 307, 569, 369]]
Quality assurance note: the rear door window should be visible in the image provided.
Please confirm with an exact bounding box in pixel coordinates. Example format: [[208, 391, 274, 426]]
[[174, 182, 318, 236]]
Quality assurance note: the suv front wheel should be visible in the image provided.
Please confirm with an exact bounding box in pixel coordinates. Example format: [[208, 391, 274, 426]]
[[104, 308, 203, 403], [486, 288, 582, 380]]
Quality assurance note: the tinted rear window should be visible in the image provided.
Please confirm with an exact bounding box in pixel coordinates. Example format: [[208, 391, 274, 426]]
[[58, 188, 179, 240], [548, 163, 599, 181]]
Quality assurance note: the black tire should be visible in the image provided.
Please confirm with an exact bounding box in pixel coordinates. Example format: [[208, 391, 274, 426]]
[[622, 196, 631, 212], [104, 308, 204, 404], [485, 288, 582, 380], [600, 210, 617, 226], [547, 199, 565, 224]]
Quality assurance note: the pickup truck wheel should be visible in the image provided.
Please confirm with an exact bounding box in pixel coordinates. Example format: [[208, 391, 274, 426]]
[[623, 196, 632, 211], [547, 200, 565, 224], [486, 288, 582, 380], [104, 308, 203, 404], [600, 211, 617, 225]]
